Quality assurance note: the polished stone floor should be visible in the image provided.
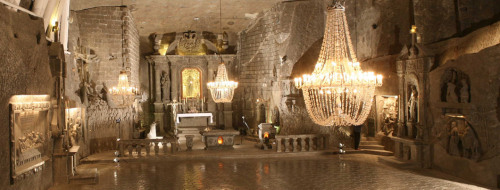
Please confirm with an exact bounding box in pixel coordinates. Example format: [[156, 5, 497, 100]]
[[52, 155, 485, 190]]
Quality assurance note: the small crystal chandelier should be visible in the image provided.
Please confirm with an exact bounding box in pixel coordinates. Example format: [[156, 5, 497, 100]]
[[110, 70, 138, 107], [294, 2, 383, 126], [207, 61, 238, 103]]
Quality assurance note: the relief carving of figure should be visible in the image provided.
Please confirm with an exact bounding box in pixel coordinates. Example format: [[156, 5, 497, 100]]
[[160, 71, 171, 101], [448, 121, 460, 156], [408, 86, 418, 122], [459, 79, 469, 103], [446, 72, 458, 103]]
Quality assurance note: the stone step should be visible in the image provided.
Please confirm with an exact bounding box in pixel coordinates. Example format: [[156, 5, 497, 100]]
[[361, 136, 376, 141], [360, 141, 379, 145], [69, 168, 98, 185], [358, 149, 394, 156], [359, 144, 385, 150]]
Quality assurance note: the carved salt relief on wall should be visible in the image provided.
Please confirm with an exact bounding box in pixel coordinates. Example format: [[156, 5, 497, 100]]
[[9, 95, 51, 182]]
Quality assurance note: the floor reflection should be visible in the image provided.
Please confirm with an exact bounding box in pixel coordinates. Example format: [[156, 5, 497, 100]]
[[59, 157, 484, 190]]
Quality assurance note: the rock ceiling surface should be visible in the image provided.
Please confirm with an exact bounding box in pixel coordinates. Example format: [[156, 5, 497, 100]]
[[71, 0, 285, 36]]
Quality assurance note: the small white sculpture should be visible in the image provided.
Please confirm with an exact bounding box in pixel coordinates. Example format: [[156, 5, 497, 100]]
[[147, 122, 157, 139]]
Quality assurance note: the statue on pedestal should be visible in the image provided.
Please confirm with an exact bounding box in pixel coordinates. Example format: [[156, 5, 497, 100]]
[[408, 86, 418, 122]]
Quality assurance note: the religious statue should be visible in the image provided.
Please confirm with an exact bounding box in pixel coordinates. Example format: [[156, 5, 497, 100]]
[[408, 86, 418, 122], [101, 82, 116, 107], [448, 121, 460, 156], [460, 79, 469, 103], [186, 75, 194, 97], [167, 100, 182, 135], [147, 122, 157, 139], [160, 71, 170, 101], [446, 72, 459, 103]]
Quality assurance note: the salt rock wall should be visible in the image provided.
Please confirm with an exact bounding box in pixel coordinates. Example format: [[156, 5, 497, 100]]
[[73, 6, 140, 154], [0, 5, 55, 190], [429, 44, 500, 187]]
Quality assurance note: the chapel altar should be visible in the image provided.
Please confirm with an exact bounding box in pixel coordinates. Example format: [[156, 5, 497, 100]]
[[147, 54, 236, 141]]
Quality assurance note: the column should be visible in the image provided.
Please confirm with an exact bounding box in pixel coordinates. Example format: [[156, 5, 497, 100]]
[[155, 63, 161, 103]]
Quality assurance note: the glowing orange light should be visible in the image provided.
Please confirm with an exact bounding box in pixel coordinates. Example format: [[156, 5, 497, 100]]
[[264, 132, 269, 139], [217, 136, 223, 144]]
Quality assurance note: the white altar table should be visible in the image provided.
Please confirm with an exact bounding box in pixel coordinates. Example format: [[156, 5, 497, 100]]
[[176, 113, 213, 124]]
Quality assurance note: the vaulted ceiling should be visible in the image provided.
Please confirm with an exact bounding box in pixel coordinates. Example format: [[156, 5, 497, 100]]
[[71, 0, 285, 36]]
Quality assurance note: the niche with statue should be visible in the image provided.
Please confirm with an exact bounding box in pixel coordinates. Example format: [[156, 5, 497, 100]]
[[440, 68, 470, 104]]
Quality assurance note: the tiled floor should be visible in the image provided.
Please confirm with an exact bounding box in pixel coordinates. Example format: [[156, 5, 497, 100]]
[[51, 155, 485, 190]]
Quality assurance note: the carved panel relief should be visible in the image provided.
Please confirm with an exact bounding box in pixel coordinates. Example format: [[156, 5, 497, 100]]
[[9, 95, 51, 182], [443, 118, 481, 161], [380, 96, 398, 135]]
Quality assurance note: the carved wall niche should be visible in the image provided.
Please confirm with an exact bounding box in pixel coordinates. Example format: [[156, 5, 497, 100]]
[[9, 95, 51, 183], [66, 107, 85, 147], [440, 68, 470, 103], [379, 95, 398, 135]]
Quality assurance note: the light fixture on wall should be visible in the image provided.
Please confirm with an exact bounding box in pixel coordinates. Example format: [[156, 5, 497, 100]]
[[294, 2, 383, 126], [207, 57, 238, 103]]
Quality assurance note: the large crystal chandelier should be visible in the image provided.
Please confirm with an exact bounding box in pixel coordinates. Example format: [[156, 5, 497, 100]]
[[294, 2, 383, 126], [110, 70, 138, 107], [207, 62, 238, 103]]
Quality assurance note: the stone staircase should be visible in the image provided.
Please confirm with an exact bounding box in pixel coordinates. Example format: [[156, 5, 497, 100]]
[[349, 137, 394, 156]]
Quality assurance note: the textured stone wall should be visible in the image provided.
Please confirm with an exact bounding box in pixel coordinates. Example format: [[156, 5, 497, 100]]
[[73, 6, 140, 154], [235, 1, 356, 146], [76, 6, 139, 88], [429, 44, 500, 187], [0, 5, 54, 190]]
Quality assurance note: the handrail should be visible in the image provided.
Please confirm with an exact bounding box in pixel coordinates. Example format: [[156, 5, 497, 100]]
[[117, 138, 179, 157], [275, 134, 329, 152], [0, 0, 41, 18]]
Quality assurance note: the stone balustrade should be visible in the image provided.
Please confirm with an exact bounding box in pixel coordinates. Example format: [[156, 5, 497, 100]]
[[117, 138, 178, 157], [275, 134, 329, 153]]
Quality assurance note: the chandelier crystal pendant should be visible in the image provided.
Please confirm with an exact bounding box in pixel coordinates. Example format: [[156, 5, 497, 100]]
[[294, 2, 383, 126], [207, 62, 238, 103], [110, 70, 138, 107]]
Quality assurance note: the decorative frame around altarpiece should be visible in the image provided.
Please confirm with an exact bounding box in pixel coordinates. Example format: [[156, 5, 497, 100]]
[[9, 100, 50, 183]]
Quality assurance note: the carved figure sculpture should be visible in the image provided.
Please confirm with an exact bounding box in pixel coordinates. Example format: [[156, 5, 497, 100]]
[[160, 71, 171, 101], [147, 122, 157, 139], [448, 121, 460, 156], [461, 125, 475, 158], [408, 86, 418, 122], [460, 79, 469, 103]]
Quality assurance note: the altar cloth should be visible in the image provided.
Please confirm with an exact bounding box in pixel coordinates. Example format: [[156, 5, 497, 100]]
[[176, 113, 213, 123]]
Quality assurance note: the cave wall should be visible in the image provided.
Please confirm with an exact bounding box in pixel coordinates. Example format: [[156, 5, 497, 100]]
[[0, 5, 55, 190], [70, 6, 140, 154], [429, 44, 500, 187]]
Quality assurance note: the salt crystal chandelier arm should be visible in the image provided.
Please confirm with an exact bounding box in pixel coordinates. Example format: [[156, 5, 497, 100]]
[[294, 2, 383, 126], [207, 61, 238, 103]]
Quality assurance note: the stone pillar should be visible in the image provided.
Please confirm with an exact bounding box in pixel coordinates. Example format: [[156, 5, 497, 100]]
[[276, 138, 282, 152], [171, 65, 179, 102], [223, 103, 233, 129], [284, 138, 290, 152], [155, 64, 161, 103], [148, 61, 154, 100], [301, 138, 306, 151], [292, 138, 298, 152]]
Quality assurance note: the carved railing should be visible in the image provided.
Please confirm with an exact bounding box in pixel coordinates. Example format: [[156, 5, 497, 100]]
[[275, 134, 329, 152], [117, 138, 178, 157]]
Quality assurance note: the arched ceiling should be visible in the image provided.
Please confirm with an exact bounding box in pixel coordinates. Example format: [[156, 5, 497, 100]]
[[71, 0, 285, 36]]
